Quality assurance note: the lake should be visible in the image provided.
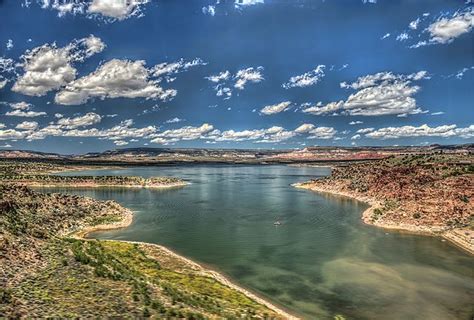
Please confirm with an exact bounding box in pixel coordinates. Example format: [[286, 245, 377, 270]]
[[52, 165, 474, 319]]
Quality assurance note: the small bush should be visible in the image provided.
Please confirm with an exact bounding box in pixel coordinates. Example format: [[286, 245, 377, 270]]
[[373, 208, 383, 217], [459, 195, 469, 203], [143, 307, 151, 317], [0, 288, 12, 304], [74, 251, 90, 265]]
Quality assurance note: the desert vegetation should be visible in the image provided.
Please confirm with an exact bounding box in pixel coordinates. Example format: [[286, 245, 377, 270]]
[[0, 184, 282, 318]]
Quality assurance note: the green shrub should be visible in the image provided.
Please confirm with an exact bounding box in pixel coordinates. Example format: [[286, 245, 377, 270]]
[[373, 208, 383, 217], [0, 288, 12, 304]]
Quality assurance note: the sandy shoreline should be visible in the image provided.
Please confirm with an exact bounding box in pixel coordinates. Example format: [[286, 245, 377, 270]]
[[73, 209, 298, 320], [293, 182, 474, 255], [27, 181, 189, 189]]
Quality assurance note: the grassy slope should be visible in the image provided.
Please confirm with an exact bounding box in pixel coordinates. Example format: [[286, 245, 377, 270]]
[[0, 185, 280, 319]]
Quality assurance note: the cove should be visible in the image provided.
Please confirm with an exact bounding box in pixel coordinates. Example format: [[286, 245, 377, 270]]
[[51, 165, 474, 319]]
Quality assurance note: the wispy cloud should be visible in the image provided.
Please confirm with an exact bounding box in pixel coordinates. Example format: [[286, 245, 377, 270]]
[[282, 65, 325, 89], [165, 117, 185, 124], [260, 101, 292, 115], [206, 67, 264, 99]]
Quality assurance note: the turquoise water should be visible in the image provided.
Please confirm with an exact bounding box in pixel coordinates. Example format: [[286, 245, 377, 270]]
[[51, 165, 474, 319]]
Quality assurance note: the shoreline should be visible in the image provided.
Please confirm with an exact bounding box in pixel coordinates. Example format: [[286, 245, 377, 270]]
[[26, 181, 189, 189], [47, 165, 122, 174], [73, 208, 298, 320], [293, 182, 474, 255]]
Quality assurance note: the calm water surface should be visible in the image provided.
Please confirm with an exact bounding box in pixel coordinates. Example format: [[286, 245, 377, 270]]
[[52, 165, 474, 319]]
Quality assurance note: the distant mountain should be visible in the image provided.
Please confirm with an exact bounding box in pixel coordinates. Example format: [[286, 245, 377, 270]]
[[77, 147, 286, 163], [81, 147, 283, 158], [0, 150, 66, 159], [0, 144, 472, 164]]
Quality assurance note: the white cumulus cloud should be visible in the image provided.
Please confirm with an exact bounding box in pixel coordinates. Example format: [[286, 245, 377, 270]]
[[283, 65, 325, 89], [206, 70, 231, 83], [260, 101, 292, 115], [88, 0, 150, 19], [409, 18, 421, 30], [294, 123, 315, 133], [57, 112, 102, 129], [202, 5, 216, 16], [4, 102, 46, 117], [150, 123, 214, 144], [165, 117, 184, 124], [356, 128, 375, 134], [304, 71, 429, 117], [55, 59, 176, 105], [0, 129, 29, 141], [16, 121, 39, 131], [34, 0, 150, 20], [0, 57, 15, 89], [365, 124, 474, 139], [6, 39, 14, 50], [427, 9, 474, 44], [410, 9, 474, 48], [207, 68, 263, 98], [12, 35, 105, 97], [82, 35, 106, 57], [114, 140, 129, 146], [148, 123, 338, 145], [26, 118, 157, 142], [234, 66, 264, 90], [235, 0, 264, 7], [351, 134, 361, 140], [307, 127, 337, 140]]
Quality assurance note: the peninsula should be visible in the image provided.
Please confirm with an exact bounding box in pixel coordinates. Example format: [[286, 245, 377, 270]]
[[0, 160, 187, 189], [294, 153, 474, 254]]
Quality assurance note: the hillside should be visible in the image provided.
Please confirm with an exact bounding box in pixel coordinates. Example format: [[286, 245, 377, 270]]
[[0, 184, 286, 318], [1, 145, 472, 165]]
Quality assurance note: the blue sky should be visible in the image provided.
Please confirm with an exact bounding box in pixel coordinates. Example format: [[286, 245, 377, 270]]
[[0, 0, 473, 153]]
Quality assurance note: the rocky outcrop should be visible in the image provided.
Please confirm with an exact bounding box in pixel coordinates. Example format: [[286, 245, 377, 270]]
[[296, 154, 474, 254]]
